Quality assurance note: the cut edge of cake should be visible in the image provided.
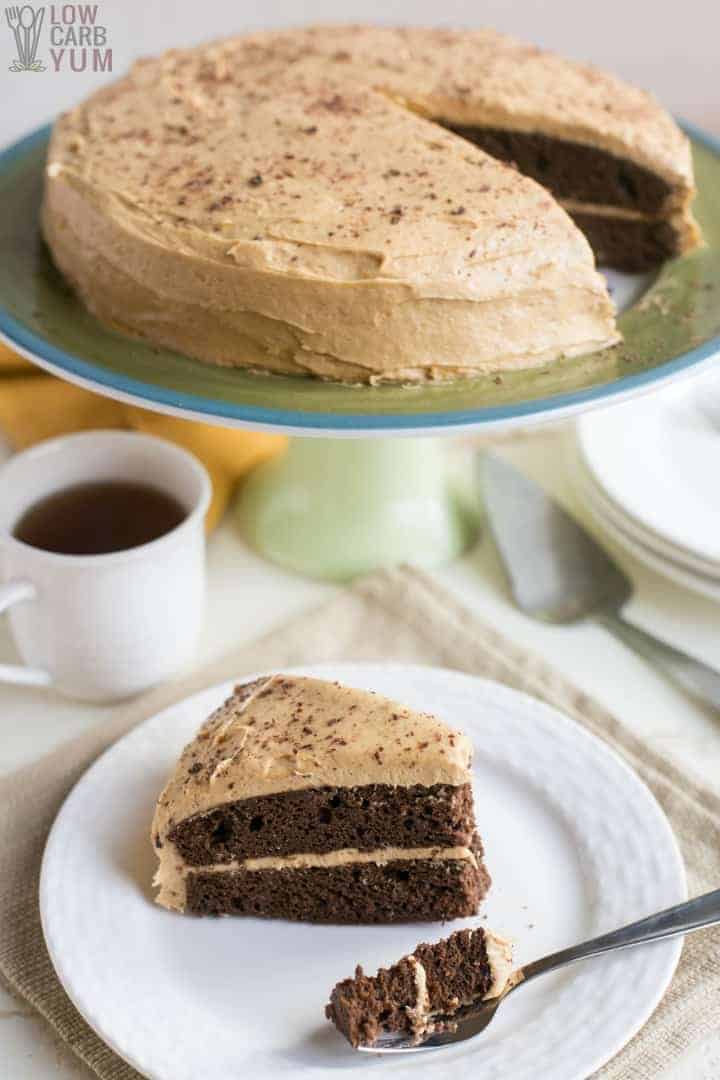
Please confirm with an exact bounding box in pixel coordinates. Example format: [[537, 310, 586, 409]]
[[325, 927, 514, 1048]]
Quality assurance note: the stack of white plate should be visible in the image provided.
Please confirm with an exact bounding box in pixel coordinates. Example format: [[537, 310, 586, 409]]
[[574, 378, 720, 601]]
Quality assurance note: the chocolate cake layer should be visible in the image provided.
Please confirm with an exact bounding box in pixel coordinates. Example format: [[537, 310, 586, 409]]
[[440, 123, 673, 214], [568, 212, 679, 271], [413, 929, 494, 1011], [167, 782, 476, 865], [185, 856, 490, 923], [326, 928, 496, 1047], [46, 28, 632, 385], [329, 957, 421, 1048]]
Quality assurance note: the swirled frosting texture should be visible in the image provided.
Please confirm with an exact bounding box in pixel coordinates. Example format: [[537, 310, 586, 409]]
[[42, 25, 633, 382]]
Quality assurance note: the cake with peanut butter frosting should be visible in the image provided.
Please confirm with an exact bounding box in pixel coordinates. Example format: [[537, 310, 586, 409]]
[[151, 674, 490, 922], [43, 25, 699, 383]]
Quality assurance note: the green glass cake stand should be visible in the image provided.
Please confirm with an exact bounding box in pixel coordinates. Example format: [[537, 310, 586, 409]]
[[1, 123, 720, 580]]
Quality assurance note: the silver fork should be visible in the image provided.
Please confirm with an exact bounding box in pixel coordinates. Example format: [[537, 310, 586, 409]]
[[5, 6, 25, 68], [359, 888, 720, 1053]]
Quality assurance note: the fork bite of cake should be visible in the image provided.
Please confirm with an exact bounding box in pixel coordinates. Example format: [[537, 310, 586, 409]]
[[326, 927, 514, 1048]]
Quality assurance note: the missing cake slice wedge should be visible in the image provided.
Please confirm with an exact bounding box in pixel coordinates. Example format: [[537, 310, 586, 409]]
[[326, 927, 513, 1048], [151, 674, 490, 922]]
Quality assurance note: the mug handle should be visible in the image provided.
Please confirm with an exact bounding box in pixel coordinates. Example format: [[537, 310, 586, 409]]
[[0, 580, 52, 687]]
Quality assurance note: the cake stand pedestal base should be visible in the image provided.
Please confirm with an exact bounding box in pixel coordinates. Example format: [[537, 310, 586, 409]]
[[236, 437, 480, 582]]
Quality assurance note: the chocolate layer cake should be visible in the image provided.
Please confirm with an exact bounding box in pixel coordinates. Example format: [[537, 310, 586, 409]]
[[152, 675, 490, 922], [326, 927, 513, 1047], [43, 28, 703, 384], [43, 26, 629, 383]]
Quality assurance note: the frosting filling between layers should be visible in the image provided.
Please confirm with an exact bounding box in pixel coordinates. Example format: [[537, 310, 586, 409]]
[[436, 123, 700, 270], [406, 957, 431, 1037], [204, 844, 478, 872], [186, 851, 488, 922], [154, 844, 479, 910]]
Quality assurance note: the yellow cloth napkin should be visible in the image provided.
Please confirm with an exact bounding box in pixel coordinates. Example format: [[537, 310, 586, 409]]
[[0, 341, 285, 531]]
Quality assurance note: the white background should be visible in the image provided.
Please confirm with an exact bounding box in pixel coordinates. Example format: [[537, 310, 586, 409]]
[[1, 0, 719, 147]]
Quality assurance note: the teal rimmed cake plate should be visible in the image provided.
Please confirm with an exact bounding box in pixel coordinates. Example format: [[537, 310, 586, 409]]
[[1, 122, 719, 579], [2, 122, 720, 436]]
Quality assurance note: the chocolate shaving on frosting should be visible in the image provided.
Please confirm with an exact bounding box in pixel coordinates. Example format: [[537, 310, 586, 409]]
[[151, 674, 475, 910], [37, 24, 672, 383]]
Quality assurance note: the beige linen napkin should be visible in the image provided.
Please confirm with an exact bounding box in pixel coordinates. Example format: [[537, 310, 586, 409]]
[[1, 566, 718, 1080]]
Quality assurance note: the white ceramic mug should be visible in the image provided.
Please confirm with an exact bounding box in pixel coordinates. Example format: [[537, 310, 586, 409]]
[[0, 430, 210, 701]]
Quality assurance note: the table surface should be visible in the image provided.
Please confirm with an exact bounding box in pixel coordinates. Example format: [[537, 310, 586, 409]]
[[1, 426, 719, 1079]]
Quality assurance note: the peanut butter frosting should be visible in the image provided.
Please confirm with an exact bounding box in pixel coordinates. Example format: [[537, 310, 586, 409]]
[[42, 24, 635, 383], [483, 931, 515, 999], [151, 674, 474, 908], [214, 25, 694, 194], [153, 844, 479, 912], [406, 929, 513, 1040], [154, 674, 471, 828]]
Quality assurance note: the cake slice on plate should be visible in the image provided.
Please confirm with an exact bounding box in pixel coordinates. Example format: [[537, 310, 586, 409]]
[[151, 674, 490, 922], [44, 26, 623, 383], [326, 927, 513, 1048]]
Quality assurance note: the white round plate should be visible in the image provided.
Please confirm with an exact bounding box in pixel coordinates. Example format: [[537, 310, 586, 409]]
[[577, 379, 720, 565], [573, 453, 720, 601], [40, 662, 685, 1080], [580, 465, 720, 580], [586, 487, 720, 601]]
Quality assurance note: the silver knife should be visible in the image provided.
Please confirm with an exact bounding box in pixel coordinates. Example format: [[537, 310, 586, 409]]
[[481, 452, 720, 711]]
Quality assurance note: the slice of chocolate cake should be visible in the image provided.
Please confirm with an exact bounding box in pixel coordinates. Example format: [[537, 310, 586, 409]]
[[152, 675, 490, 922], [326, 927, 513, 1048]]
